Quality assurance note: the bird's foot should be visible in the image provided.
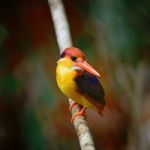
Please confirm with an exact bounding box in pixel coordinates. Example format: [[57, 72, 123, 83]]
[[69, 102, 78, 111], [71, 107, 86, 123]]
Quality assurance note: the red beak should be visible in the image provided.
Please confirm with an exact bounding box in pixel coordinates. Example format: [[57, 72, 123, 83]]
[[76, 61, 100, 77]]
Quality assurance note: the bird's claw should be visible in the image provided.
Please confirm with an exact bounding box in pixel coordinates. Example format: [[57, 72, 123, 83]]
[[71, 107, 86, 123], [69, 102, 78, 111]]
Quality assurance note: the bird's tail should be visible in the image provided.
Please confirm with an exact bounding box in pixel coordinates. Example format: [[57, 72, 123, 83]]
[[97, 104, 104, 116]]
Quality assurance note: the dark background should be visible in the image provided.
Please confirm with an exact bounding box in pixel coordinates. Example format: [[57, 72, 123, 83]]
[[0, 0, 150, 150]]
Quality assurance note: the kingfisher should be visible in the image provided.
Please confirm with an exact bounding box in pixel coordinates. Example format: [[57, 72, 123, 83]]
[[56, 47, 105, 122]]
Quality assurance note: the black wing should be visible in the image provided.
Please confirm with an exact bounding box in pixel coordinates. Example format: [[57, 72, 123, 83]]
[[74, 71, 105, 105]]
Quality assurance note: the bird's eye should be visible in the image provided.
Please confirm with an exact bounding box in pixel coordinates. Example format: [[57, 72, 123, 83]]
[[71, 56, 77, 61]]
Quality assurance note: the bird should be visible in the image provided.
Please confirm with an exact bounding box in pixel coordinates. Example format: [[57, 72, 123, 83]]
[[56, 47, 105, 122]]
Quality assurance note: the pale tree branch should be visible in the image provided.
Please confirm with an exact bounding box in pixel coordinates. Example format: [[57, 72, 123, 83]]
[[48, 0, 95, 149]]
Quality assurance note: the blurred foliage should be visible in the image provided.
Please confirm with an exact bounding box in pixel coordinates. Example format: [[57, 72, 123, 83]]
[[0, 0, 150, 150], [0, 25, 8, 47]]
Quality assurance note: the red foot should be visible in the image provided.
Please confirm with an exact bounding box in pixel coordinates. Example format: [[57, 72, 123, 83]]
[[71, 107, 86, 123], [69, 102, 78, 111]]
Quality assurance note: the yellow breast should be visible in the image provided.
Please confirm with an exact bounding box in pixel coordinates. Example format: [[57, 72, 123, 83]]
[[56, 59, 78, 99], [56, 58, 98, 110]]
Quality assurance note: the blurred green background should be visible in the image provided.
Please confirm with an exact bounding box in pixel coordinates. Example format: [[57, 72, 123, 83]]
[[0, 0, 150, 150]]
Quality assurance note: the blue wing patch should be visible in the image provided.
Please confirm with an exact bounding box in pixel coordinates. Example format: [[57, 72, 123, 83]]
[[74, 71, 105, 105]]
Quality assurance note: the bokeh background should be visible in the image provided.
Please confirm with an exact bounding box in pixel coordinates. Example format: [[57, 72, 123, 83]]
[[0, 0, 150, 150]]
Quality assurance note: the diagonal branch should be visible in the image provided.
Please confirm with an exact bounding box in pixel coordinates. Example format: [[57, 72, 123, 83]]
[[48, 0, 95, 149]]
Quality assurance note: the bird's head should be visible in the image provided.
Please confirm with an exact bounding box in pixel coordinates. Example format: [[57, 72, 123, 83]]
[[57, 47, 100, 77]]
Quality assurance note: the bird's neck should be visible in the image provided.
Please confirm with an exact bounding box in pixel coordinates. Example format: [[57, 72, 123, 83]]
[[56, 62, 77, 83]]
